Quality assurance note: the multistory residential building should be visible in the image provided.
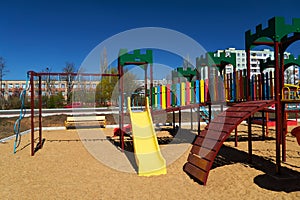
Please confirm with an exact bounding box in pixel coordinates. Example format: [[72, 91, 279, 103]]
[[216, 48, 292, 77]]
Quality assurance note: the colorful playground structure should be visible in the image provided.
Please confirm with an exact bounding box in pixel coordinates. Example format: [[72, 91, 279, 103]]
[[14, 16, 300, 185], [183, 16, 300, 185]]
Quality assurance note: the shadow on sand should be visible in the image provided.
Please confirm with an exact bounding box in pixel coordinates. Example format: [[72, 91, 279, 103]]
[[108, 127, 197, 174], [213, 145, 300, 192]]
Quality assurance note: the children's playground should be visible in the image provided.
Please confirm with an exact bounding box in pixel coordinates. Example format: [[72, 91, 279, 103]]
[[1, 17, 300, 198]]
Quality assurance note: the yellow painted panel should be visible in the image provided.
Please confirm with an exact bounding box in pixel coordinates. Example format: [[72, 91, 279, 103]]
[[161, 85, 166, 110], [200, 80, 205, 103], [181, 82, 185, 106]]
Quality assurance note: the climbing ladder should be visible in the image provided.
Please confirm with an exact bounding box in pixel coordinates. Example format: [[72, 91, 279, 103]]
[[199, 106, 215, 123], [183, 100, 275, 185]]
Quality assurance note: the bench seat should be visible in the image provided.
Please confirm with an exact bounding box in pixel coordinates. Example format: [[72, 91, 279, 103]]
[[65, 116, 106, 129]]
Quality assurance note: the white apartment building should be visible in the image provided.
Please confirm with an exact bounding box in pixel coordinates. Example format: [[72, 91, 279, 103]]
[[0, 79, 169, 100], [134, 78, 172, 88], [216, 48, 292, 77], [284, 65, 299, 84], [0, 79, 99, 100]]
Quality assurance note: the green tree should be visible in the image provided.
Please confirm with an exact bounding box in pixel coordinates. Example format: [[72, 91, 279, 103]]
[[96, 68, 118, 106], [7, 93, 21, 109], [96, 67, 141, 107], [48, 92, 64, 108]]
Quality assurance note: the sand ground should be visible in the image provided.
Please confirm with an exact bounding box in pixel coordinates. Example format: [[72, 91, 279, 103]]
[[0, 124, 300, 199]]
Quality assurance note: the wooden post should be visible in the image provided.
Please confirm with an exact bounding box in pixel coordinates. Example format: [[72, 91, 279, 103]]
[[197, 106, 200, 135], [248, 117, 252, 163], [38, 76, 42, 149], [179, 109, 181, 129], [190, 108, 193, 130], [173, 111, 175, 134], [274, 41, 281, 174], [235, 128, 238, 147], [30, 72, 35, 156], [262, 111, 265, 140]]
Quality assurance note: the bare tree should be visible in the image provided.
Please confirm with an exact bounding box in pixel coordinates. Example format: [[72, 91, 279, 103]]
[[0, 57, 8, 109], [62, 62, 76, 104], [100, 47, 108, 73], [41, 67, 54, 97]]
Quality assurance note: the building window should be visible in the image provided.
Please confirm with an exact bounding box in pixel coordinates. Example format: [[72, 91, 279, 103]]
[[61, 84, 65, 88], [92, 84, 96, 88], [8, 84, 13, 89]]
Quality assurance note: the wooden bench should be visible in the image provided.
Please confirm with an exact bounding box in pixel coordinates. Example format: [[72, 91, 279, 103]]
[[65, 116, 106, 129]]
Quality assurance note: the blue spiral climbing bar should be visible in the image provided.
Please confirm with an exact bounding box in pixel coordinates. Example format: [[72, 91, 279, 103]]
[[13, 72, 30, 154]]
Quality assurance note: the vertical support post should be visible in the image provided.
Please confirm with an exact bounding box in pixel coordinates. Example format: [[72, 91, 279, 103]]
[[190, 107, 193, 130], [208, 104, 212, 122], [235, 128, 238, 147], [282, 103, 286, 162], [172, 111, 175, 134], [246, 48, 251, 101], [118, 59, 124, 151], [262, 111, 265, 140], [30, 72, 35, 156], [150, 63, 153, 107], [197, 106, 200, 135], [179, 109, 181, 129], [38, 76, 42, 149], [261, 73, 265, 100], [247, 117, 252, 163], [144, 64, 148, 102], [266, 112, 269, 137], [280, 51, 286, 162], [274, 41, 281, 174]]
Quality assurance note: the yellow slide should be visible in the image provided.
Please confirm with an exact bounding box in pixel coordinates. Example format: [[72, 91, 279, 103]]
[[127, 97, 167, 176]]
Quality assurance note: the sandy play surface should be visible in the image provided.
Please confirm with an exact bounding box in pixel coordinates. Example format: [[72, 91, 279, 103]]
[[0, 124, 300, 199]]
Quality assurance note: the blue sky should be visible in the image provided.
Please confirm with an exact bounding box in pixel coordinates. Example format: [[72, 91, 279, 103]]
[[1, 0, 300, 80]]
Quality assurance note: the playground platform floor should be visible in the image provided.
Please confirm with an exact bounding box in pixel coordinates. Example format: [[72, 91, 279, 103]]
[[0, 125, 300, 199]]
